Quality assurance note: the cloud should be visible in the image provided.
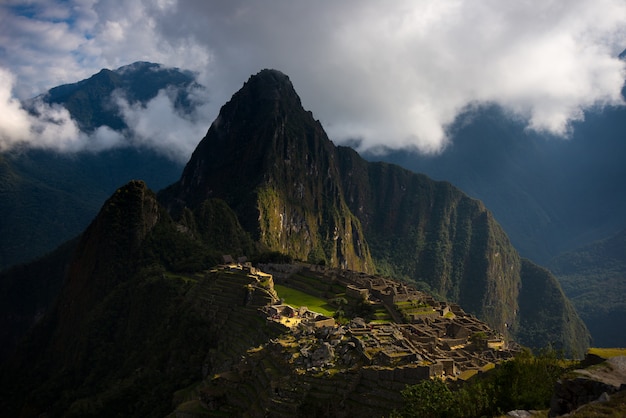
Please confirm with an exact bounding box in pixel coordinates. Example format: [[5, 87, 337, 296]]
[[114, 85, 212, 162], [1, 0, 626, 157], [140, 0, 626, 153], [0, 0, 211, 98], [0, 68, 32, 144], [0, 66, 208, 161], [0, 66, 90, 152]]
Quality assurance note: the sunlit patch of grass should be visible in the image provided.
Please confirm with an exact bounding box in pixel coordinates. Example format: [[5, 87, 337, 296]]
[[274, 284, 336, 317], [587, 347, 626, 359], [458, 369, 478, 380]]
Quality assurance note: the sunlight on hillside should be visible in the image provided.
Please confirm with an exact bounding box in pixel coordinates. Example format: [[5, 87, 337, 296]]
[[274, 284, 336, 317]]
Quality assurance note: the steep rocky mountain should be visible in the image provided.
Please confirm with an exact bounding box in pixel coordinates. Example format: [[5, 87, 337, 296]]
[[335, 147, 520, 334], [160, 69, 374, 273], [3, 60, 619, 346], [0, 62, 191, 269], [160, 69, 589, 354], [0, 179, 513, 416], [549, 229, 626, 347]]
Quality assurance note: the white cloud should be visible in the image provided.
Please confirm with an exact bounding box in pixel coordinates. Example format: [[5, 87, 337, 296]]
[[114, 85, 212, 162], [0, 66, 206, 160], [156, 0, 626, 153], [0, 67, 87, 151], [1, 0, 625, 157], [0, 68, 30, 139]]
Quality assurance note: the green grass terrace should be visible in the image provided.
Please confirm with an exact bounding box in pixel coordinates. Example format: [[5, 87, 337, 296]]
[[274, 284, 336, 317]]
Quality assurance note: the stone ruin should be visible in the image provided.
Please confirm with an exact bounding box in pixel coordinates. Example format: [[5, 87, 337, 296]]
[[257, 262, 515, 380]]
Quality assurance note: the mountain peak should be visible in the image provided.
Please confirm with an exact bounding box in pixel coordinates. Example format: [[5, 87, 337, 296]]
[[173, 68, 318, 188], [113, 61, 161, 74], [39, 61, 197, 132], [224, 68, 301, 117], [164, 68, 326, 211], [160, 69, 375, 271], [247, 68, 293, 95], [250, 68, 291, 84]]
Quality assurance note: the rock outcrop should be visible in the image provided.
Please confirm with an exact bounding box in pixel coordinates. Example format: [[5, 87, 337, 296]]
[[549, 356, 626, 416]]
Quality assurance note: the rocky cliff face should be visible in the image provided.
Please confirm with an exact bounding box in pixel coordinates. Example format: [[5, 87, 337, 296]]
[[550, 355, 626, 416], [336, 147, 522, 336], [161, 69, 374, 272], [517, 260, 591, 357]]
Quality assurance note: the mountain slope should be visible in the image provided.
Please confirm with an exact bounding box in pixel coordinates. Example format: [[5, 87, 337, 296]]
[[160, 69, 374, 272], [517, 259, 591, 354], [1, 180, 275, 417], [549, 229, 626, 347], [336, 147, 521, 335], [0, 148, 182, 269], [0, 62, 192, 270], [160, 69, 589, 353]]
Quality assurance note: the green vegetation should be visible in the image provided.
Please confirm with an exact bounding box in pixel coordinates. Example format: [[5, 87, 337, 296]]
[[517, 259, 591, 357], [191, 199, 256, 256], [587, 347, 626, 359], [395, 300, 436, 321], [274, 284, 336, 316], [392, 378, 454, 418], [549, 229, 626, 347], [251, 251, 293, 264], [141, 218, 218, 273], [371, 308, 392, 323], [393, 348, 573, 418]]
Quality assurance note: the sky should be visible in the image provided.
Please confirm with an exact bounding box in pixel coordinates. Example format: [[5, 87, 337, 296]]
[[1, 0, 625, 161]]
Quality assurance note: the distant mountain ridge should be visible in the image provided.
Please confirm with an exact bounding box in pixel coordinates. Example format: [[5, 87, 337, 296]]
[[372, 88, 626, 347], [0, 62, 192, 270], [549, 229, 626, 347], [28, 61, 199, 132], [373, 49, 626, 265]]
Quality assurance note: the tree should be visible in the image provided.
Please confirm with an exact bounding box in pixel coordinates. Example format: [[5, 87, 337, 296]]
[[392, 378, 454, 418]]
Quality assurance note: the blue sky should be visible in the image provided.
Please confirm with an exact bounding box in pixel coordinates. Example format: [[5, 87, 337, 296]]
[[1, 0, 625, 158]]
